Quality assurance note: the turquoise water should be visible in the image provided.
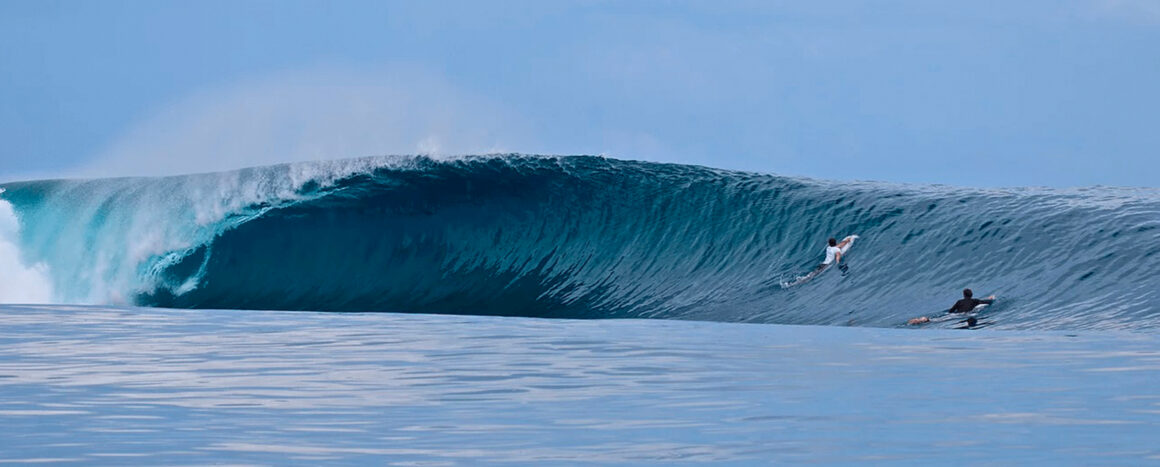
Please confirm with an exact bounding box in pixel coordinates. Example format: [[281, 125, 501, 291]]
[[2, 156, 1158, 463], [2, 304, 1158, 464], [3, 156, 1158, 328]]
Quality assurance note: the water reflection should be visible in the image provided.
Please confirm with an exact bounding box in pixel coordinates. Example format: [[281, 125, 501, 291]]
[[1, 305, 1158, 464]]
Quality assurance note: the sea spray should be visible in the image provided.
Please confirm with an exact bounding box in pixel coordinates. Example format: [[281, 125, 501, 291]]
[[0, 191, 54, 303]]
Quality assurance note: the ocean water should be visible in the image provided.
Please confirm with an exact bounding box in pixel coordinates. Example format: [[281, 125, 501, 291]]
[[2, 304, 1159, 464], [1, 155, 1159, 463]]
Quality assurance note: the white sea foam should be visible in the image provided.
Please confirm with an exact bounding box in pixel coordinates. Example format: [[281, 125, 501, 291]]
[[3, 157, 413, 305], [0, 194, 54, 304]]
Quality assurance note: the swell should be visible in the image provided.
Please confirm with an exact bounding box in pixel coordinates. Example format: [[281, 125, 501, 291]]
[[2, 155, 1159, 330]]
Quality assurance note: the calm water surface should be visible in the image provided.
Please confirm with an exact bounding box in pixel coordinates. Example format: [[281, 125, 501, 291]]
[[1, 305, 1158, 464]]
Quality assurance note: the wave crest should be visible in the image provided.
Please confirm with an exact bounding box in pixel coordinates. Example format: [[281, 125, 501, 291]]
[[3, 155, 1158, 330]]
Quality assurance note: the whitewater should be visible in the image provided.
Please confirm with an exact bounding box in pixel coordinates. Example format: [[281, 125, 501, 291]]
[[2, 155, 1159, 464]]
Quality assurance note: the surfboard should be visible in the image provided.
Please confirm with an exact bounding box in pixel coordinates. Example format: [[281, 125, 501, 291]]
[[953, 315, 993, 330], [780, 235, 859, 288], [907, 301, 992, 328]]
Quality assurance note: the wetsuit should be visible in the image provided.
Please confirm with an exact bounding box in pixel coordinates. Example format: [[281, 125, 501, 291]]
[[948, 297, 993, 314]]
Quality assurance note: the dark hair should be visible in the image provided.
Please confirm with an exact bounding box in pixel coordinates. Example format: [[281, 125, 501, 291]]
[[828, 238, 837, 247], [963, 288, 973, 298]]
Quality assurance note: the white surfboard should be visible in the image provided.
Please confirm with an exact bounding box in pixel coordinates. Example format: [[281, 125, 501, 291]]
[[838, 234, 858, 255]]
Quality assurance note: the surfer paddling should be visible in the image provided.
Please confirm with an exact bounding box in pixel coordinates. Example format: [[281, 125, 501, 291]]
[[820, 236, 854, 274], [779, 234, 859, 288], [908, 288, 996, 325]]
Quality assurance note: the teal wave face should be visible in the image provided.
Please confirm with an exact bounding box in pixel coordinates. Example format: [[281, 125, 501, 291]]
[[3, 155, 1159, 330]]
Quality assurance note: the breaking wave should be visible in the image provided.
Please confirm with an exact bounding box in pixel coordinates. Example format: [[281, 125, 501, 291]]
[[2, 155, 1158, 330]]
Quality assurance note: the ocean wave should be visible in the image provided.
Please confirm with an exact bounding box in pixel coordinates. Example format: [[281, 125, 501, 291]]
[[2, 155, 1158, 330]]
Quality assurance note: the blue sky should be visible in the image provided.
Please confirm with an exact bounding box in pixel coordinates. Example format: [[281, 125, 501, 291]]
[[1, 0, 1158, 186]]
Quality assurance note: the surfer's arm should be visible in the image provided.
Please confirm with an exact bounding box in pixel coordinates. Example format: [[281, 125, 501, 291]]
[[834, 251, 842, 263], [836, 238, 853, 248]]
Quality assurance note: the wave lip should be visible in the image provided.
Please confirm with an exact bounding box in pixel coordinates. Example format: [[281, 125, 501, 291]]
[[2, 155, 1158, 331]]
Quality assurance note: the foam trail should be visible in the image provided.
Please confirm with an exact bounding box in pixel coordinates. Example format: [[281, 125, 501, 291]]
[[0, 193, 54, 303]]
